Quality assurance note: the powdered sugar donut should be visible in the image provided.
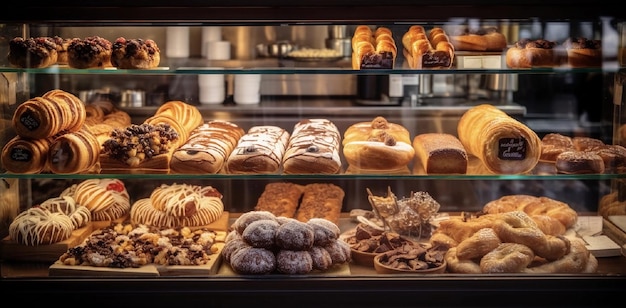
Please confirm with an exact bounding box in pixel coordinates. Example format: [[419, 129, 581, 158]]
[[242, 219, 280, 249], [275, 220, 315, 251], [276, 250, 313, 274], [230, 246, 276, 274]]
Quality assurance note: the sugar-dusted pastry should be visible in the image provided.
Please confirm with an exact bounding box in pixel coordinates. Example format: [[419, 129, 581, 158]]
[[283, 119, 342, 174]]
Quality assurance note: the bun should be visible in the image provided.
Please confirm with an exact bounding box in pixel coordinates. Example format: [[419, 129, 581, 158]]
[[563, 37, 602, 67], [1, 135, 51, 174], [506, 39, 566, 68], [412, 133, 468, 174], [225, 126, 290, 174], [402, 26, 454, 69], [111, 37, 161, 69], [540, 133, 574, 162], [352, 26, 397, 69], [457, 104, 541, 174], [449, 27, 507, 51], [343, 116, 414, 172], [170, 120, 245, 174], [8, 37, 58, 68], [282, 119, 342, 174], [555, 151, 605, 174], [67, 36, 113, 69]]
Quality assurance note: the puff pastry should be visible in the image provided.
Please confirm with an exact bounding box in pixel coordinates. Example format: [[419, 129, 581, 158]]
[[457, 104, 541, 174]]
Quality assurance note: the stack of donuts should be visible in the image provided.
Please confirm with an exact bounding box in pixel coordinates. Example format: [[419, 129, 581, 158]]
[[222, 211, 351, 274]]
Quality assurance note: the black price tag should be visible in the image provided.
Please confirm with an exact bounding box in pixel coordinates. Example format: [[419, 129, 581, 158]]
[[498, 137, 526, 160]]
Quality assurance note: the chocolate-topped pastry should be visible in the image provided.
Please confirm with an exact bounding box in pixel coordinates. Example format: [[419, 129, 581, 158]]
[[506, 38, 566, 68], [111, 37, 161, 69], [67, 36, 113, 69], [8, 36, 58, 68]]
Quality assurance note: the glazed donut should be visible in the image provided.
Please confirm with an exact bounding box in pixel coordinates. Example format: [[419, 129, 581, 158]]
[[275, 220, 315, 251], [444, 247, 482, 274], [276, 249, 314, 274], [455, 227, 501, 260], [63, 179, 130, 221], [39, 195, 91, 229], [229, 246, 277, 274], [241, 219, 280, 249], [9, 207, 74, 246], [479, 243, 535, 273]]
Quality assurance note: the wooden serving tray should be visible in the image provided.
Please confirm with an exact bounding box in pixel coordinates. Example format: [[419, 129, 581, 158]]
[[0, 224, 93, 262], [90, 213, 131, 230], [48, 242, 224, 277], [99, 152, 172, 174]]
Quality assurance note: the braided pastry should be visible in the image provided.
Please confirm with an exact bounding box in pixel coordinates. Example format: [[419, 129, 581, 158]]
[[62, 179, 130, 221], [130, 183, 224, 228]]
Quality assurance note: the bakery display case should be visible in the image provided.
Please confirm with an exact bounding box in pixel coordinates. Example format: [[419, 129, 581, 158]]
[[1, 1, 626, 306]]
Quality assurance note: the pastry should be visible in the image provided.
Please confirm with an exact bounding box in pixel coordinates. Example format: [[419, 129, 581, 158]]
[[8, 36, 58, 68], [294, 183, 344, 225], [61, 179, 131, 222], [555, 150, 605, 174], [224, 125, 290, 174], [48, 128, 101, 174], [342, 116, 414, 172], [540, 133, 574, 162], [170, 120, 245, 174], [352, 25, 397, 69], [563, 37, 602, 67], [51, 36, 71, 65], [67, 36, 113, 69], [111, 37, 161, 69], [412, 133, 468, 174], [1, 135, 52, 174], [506, 38, 566, 68], [146, 100, 203, 145], [282, 119, 342, 174], [254, 182, 305, 218], [457, 104, 541, 174], [402, 26, 455, 69], [449, 26, 507, 51]]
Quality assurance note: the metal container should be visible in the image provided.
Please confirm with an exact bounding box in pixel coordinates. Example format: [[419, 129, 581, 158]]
[[328, 25, 348, 39], [120, 90, 145, 107], [325, 38, 351, 58]]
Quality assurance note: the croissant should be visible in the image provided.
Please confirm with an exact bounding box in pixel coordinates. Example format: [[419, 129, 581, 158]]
[[457, 104, 541, 174]]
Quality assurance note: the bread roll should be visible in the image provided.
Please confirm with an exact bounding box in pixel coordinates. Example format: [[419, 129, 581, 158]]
[[449, 27, 507, 51], [506, 39, 566, 68], [457, 104, 541, 174], [402, 26, 454, 69], [412, 133, 468, 174], [563, 37, 602, 67], [282, 119, 342, 174], [343, 116, 414, 172], [170, 120, 245, 174], [352, 25, 397, 69], [225, 125, 290, 174]]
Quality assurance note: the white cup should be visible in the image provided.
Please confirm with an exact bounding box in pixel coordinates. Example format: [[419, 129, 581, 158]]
[[234, 74, 262, 104], [201, 27, 222, 57], [198, 71, 225, 104], [207, 41, 231, 60], [166, 27, 190, 58]]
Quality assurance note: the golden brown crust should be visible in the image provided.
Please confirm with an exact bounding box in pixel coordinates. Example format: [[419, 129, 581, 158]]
[[540, 133, 574, 162], [457, 104, 541, 174], [1, 135, 52, 174], [294, 183, 344, 225], [342, 116, 414, 171], [352, 25, 397, 69], [449, 27, 507, 51], [402, 26, 454, 69], [254, 182, 305, 218], [48, 128, 101, 174], [412, 133, 468, 174], [555, 150, 605, 174], [563, 37, 602, 67], [225, 126, 290, 174], [506, 39, 566, 68]]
